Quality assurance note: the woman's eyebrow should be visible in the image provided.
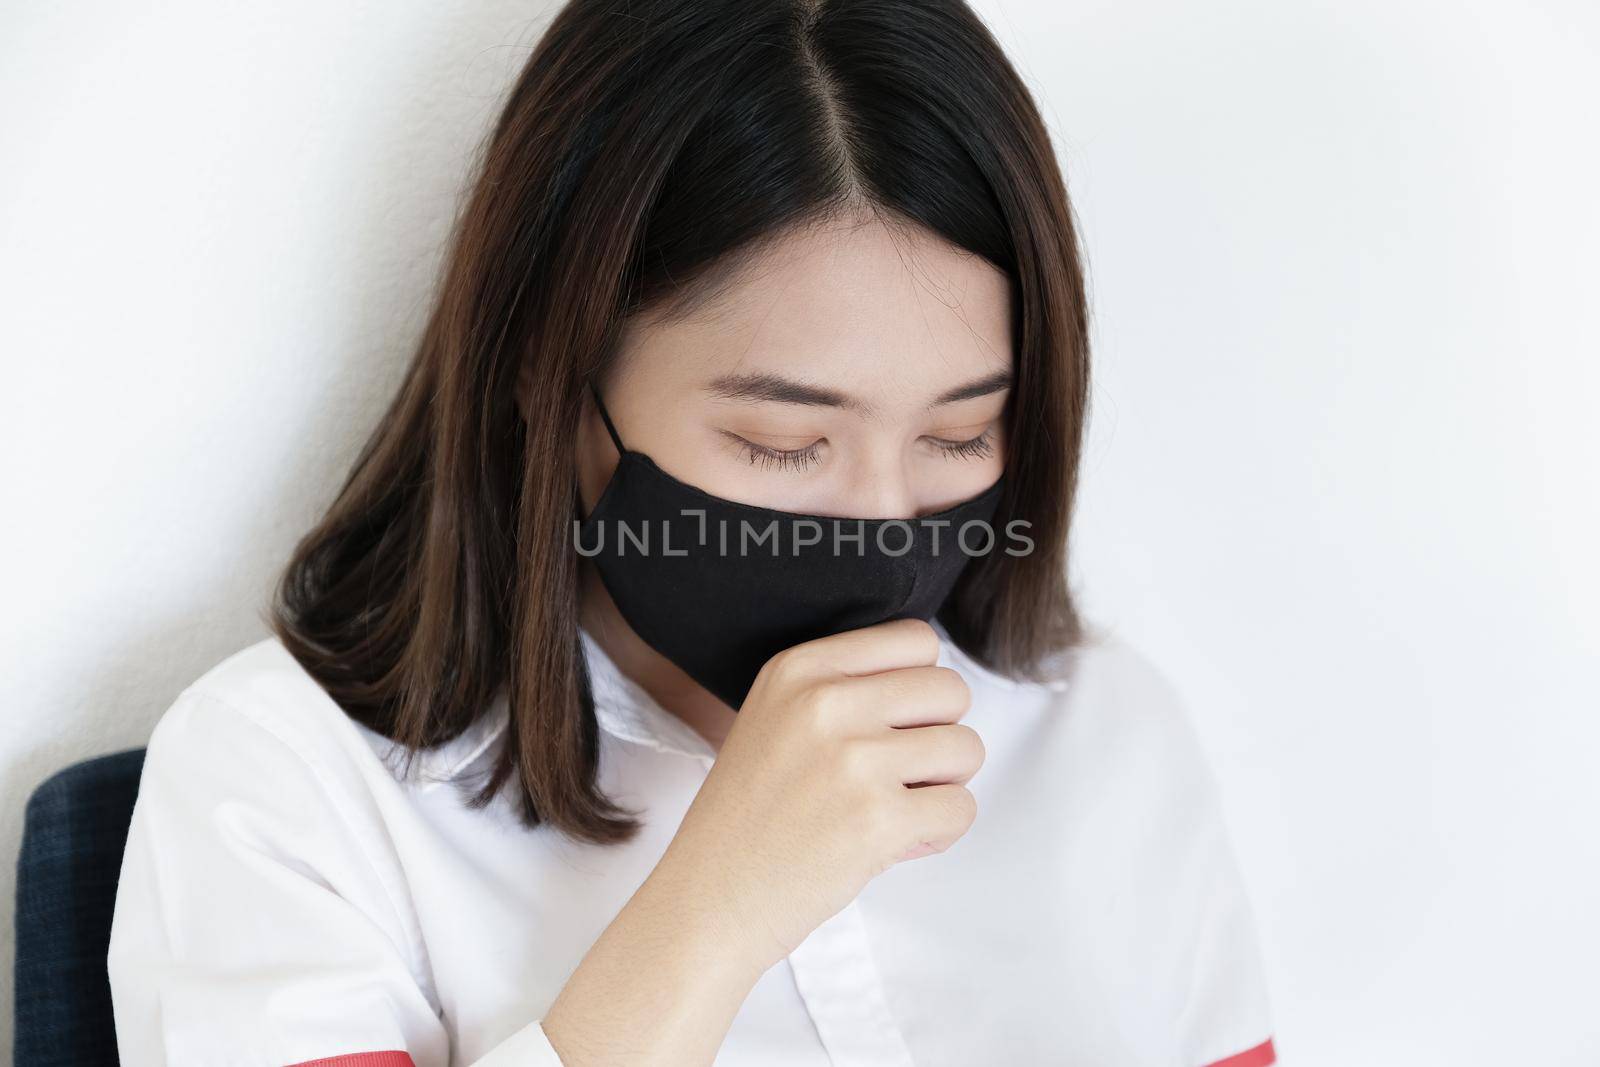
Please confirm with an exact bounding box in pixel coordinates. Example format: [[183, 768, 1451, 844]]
[[927, 368, 1013, 408], [705, 369, 1013, 414]]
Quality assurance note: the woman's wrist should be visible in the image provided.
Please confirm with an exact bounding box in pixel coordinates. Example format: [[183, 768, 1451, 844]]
[[637, 841, 777, 987], [541, 848, 769, 1066]]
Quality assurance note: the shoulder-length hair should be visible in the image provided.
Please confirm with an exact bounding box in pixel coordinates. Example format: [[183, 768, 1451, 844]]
[[270, 0, 1091, 845]]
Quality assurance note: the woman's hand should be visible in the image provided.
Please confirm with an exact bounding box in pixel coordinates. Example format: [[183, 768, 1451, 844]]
[[658, 616, 985, 974], [541, 617, 982, 1066]]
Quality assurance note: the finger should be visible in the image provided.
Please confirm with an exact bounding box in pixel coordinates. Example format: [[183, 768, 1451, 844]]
[[767, 617, 941, 686], [872, 722, 985, 787], [831, 665, 970, 728], [895, 783, 979, 860]]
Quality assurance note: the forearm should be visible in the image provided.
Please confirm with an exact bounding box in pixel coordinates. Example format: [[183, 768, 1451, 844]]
[[541, 851, 768, 1066]]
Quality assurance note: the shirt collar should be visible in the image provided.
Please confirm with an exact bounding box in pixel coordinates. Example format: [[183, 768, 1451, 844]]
[[577, 625, 719, 764]]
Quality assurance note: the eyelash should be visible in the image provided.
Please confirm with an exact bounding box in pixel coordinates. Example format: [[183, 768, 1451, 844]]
[[934, 430, 997, 462], [730, 431, 996, 472]]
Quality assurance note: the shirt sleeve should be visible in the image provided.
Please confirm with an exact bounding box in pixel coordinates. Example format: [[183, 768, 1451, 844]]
[[1182, 813, 1279, 1067], [1150, 679, 1279, 1067], [1184, 838, 1280, 1067], [107, 688, 565, 1067]]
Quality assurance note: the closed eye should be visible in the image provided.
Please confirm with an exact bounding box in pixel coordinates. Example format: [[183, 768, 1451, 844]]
[[720, 431, 823, 472], [926, 429, 996, 461]]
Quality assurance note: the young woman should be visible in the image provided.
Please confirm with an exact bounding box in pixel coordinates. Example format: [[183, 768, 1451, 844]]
[[107, 1, 1277, 1065]]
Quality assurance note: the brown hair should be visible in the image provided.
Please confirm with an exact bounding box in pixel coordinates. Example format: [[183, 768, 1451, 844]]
[[268, 0, 1091, 846]]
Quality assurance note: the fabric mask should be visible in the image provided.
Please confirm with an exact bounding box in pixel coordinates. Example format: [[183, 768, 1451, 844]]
[[575, 380, 1006, 710]]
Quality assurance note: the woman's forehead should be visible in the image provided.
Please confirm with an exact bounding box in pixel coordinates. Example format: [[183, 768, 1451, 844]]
[[617, 217, 1013, 400]]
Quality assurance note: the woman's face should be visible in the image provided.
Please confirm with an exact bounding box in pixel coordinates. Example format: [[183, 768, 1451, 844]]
[[579, 215, 1012, 521]]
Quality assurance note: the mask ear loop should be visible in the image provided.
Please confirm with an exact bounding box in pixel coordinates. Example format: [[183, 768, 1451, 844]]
[[587, 379, 627, 457]]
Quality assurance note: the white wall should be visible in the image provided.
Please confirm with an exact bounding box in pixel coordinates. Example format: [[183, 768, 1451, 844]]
[[976, 0, 1600, 1062], [0, 1, 552, 1053], [1, 1, 1594, 1062]]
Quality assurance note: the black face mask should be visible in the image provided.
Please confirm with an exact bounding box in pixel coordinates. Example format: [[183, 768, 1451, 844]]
[[575, 381, 1006, 710]]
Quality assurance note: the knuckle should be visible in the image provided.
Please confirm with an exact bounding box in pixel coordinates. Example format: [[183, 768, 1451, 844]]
[[884, 617, 939, 660], [894, 616, 937, 638], [936, 667, 973, 710], [803, 678, 851, 726], [944, 786, 978, 829], [764, 645, 814, 688], [758, 643, 825, 694], [907, 619, 941, 658], [954, 723, 986, 765]]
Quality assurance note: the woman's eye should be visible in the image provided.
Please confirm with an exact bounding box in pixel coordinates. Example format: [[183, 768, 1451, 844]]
[[928, 429, 996, 461], [724, 433, 823, 472]]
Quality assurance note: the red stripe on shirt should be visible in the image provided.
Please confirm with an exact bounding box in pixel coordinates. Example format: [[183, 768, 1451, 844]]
[[1203, 1036, 1277, 1067], [285, 1053, 416, 1067]]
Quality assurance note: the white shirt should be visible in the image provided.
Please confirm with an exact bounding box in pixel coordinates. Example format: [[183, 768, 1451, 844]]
[[108, 620, 1278, 1067]]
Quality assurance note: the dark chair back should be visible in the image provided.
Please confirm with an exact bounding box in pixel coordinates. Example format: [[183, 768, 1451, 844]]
[[13, 748, 147, 1067]]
